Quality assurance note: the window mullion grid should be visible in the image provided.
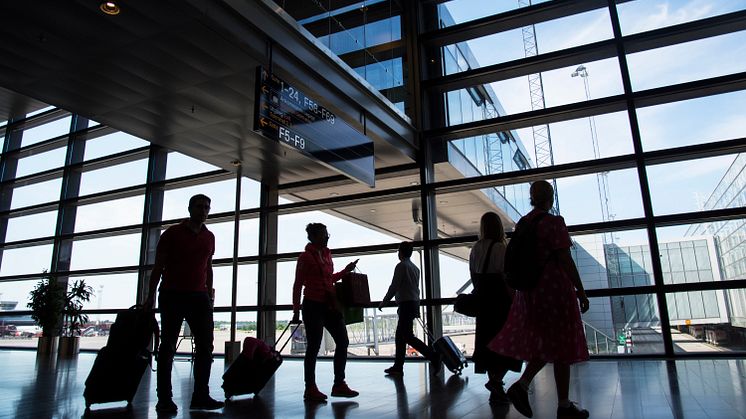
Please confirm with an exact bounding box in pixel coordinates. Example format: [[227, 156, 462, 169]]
[[606, 0, 674, 356]]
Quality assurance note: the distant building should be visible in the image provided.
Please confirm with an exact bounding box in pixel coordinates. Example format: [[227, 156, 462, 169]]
[[686, 153, 746, 329]]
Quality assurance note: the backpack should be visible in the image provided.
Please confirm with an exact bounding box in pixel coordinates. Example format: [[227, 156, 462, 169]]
[[504, 212, 549, 291]]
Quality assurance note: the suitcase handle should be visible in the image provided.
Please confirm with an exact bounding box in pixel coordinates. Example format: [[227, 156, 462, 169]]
[[275, 322, 302, 353], [416, 317, 434, 341]]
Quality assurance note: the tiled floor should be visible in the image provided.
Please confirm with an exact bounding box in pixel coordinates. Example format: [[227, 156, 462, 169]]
[[2, 349, 745, 418]]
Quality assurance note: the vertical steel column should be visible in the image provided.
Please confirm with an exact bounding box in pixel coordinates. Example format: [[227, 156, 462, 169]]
[[224, 164, 243, 363], [50, 114, 88, 277], [606, 0, 674, 355], [0, 119, 23, 269], [230, 165, 242, 343], [137, 145, 167, 303], [411, 0, 445, 342], [257, 181, 279, 346]]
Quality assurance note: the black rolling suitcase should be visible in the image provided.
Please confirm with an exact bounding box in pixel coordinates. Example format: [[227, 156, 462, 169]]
[[419, 318, 468, 375], [433, 335, 468, 375], [84, 305, 159, 409], [222, 322, 300, 399]]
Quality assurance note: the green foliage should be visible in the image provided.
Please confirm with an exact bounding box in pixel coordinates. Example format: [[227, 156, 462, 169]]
[[27, 275, 94, 338], [62, 279, 93, 337], [27, 274, 65, 337]]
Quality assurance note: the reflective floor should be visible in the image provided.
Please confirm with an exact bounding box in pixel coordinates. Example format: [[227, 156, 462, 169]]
[[2, 349, 745, 418]]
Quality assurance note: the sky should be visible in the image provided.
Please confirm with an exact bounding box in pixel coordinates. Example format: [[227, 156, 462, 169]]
[[1, 1, 744, 324]]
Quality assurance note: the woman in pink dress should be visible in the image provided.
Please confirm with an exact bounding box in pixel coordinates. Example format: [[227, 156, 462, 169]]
[[488, 180, 590, 419]]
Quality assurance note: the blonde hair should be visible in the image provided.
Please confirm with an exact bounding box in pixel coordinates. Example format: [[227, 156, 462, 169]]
[[479, 212, 505, 243]]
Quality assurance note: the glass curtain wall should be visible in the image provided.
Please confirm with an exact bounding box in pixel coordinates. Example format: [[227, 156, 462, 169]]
[[422, 0, 746, 356], [2, 0, 746, 360]]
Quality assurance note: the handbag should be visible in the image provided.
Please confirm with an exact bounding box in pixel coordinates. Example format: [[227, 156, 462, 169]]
[[337, 269, 371, 306], [454, 240, 497, 317], [334, 282, 364, 325], [454, 293, 478, 317]]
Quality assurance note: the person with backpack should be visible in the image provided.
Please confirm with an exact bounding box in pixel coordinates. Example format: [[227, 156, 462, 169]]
[[468, 212, 522, 403], [489, 180, 590, 419]]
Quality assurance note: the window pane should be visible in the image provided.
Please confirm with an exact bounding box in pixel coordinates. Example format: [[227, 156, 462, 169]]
[[584, 296, 626, 355], [276, 203, 411, 254], [647, 154, 740, 216], [437, 0, 552, 28], [435, 170, 642, 238], [443, 58, 623, 124], [0, 245, 53, 276], [0, 279, 43, 312], [69, 234, 141, 270], [79, 159, 148, 196], [0, 278, 47, 347], [668, 290, 735, 354], [162, 179, 237, 220], [84, 131, 148, 161], [438, 111, 633, 182], [627, 30, 746, 92], [618, 0, 746, 36], [74, 195, 145, 232], [19, 116, 71, 147], [241, 178, 261, 210], [213, 311, 257, 355], [610, 294, 664, 354], [574, 230, 651, 290], [438, 246, 471, 299], [4, 211, 57, 242], [10, 178, 62, 210], [77, 273, 138, 311], [204, 218, 257, 259], [213, 264, 258, 308], [436, 9, 612, 75], [637, 90, 746, 152], [15, 147, 66, 178], [238, 218, 259, 257], [166, 152, 220, 179], [204, 221, 235, 260]]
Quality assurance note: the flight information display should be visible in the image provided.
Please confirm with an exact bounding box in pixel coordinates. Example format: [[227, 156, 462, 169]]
[[254, 66, 375, 187]]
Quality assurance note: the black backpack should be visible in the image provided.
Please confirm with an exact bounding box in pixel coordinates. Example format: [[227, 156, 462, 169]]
[[504, 212, 549, 291]]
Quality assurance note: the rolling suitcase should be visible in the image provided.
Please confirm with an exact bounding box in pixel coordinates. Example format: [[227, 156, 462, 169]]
[[83, 305, 159, 409], [418, 318, 468, 375], [222, 322, 300, 399], [83, 346, 151, 408], [433, 335, 468, 375]]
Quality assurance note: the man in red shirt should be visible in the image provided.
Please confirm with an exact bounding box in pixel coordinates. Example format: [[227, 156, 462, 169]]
[[145, 194, 223, 413]]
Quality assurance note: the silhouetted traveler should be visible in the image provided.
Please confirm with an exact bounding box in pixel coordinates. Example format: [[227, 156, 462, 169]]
[[292, 223, 359, 402], [378, 241, 441, 376], [489, 180, 590, 419], [469, 212, 522, 403], [144, 194, 224, 413]]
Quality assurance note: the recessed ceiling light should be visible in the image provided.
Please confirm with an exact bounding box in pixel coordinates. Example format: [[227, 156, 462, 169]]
[[100, 1, 121, 15], [370, 209, 376, 213]]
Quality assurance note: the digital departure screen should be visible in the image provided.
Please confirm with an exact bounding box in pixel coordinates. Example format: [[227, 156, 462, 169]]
[[254, 66, 375, 187]]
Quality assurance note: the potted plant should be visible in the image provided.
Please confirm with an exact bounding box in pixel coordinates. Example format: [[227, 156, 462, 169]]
[[27, 274, 65, 355], [58, 279, 93, 359]]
